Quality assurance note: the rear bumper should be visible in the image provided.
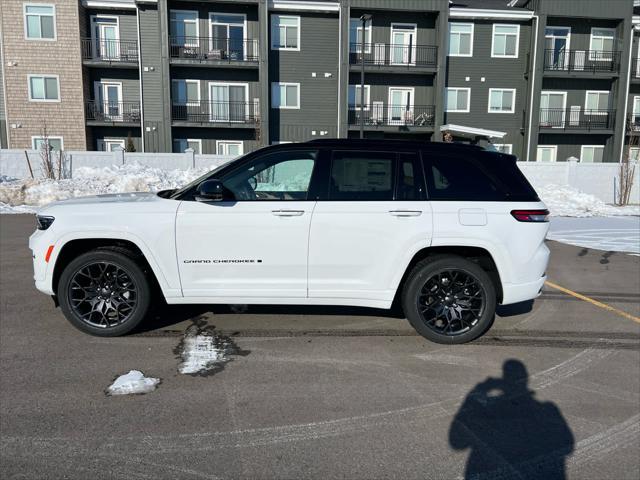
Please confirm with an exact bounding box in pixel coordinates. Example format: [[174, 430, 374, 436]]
[[501, 275, 546, 305]]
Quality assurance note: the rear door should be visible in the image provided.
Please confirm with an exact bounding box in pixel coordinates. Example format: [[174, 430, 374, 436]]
[[308, 149, 432, 305]]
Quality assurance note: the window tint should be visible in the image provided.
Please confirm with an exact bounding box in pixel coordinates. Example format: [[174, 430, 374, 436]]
[[222, 150, 317, 201], [329, 151, 395, 201], [423, 152, 538, 202], [396, 153, 423, 200]]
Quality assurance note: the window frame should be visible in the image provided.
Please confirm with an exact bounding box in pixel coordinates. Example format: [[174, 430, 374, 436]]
[[584, 90, 610, 114], [23, 3, 56, 41], [536, 145, 557, 162], [487, 88, 516, 114], [216, 140, 244, 156], [173, 138, 202, 154], [27, 74, 60, 102], [209, 12, 247, 57], [98, 138, 125, 151], [349, 18, 372, 54], [589, 27, 616, 60], [491, 23, 519, 58], [580, 145, 604, 163], [348, 85, 370, 110], [445, 87, 471, 113], [493, 144, 513, 154], [208, 81, 249, 122], [629, 147, 640, 161], [271, 82, 300, 109], [169, 10, 199, 47], [32, 135, 63, 151], [448, 22, 474, 57], [171, 79, 201, 105], [271, 14, 300, 51]]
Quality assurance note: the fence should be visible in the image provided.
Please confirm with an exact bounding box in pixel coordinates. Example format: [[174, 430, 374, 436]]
[[1, 150, 638, 204]]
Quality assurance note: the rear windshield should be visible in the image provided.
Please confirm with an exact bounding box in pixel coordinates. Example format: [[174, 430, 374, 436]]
[[422, 151, 539, 202]]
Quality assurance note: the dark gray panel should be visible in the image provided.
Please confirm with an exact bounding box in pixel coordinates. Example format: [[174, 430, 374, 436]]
[[532, 0, 632, 20], [171, 126, 259, 154], [89, 126, 143, 151], [350, 0, 447, 12], [538, 133, 614, 162]]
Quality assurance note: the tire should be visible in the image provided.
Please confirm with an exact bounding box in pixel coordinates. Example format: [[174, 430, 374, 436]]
[[57, 248, 151, 337], [401, 255, 497, 344]]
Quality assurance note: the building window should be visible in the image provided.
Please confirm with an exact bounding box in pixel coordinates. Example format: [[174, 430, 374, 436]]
[[97, 139, 125, 151], [28, 75, 59, 101], [585, 91, 610, 113], [32, 136, 63, 151], [208, 82, 248, 122], [580, 145, 604, 163], [493, 144, 513, 154], [216, 140, 243, 156], [348, 85, 370, 110], [271, 82, 300, 109], [536, 146, 557, 162], [173, 139, 201, 153], [488, 88, 515, 113], [24, 4, 55, 40], [271, 15, 300, 50], [448, 23, 473, 57], [445, 87, 470, 113], [492, 24, 519, 58], [210, 13, 246, 59], [172, 79, 200, 105], [629, 147, 640, 161], [349, 18, 371, 53], [170, 10, 199, 47], [589, 28, 615, 60], [632, 96, 640, 131]]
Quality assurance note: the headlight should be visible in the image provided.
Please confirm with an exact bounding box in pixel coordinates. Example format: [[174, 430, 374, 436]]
[[36, 215, 55, 230]]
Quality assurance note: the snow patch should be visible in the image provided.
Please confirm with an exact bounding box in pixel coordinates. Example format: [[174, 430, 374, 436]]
[[538, 184, 640, 218], [106, 370, 160, 396]]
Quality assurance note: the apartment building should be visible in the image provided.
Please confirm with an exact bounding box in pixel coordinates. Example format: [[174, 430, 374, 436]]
[[0, 0, 637, 162]]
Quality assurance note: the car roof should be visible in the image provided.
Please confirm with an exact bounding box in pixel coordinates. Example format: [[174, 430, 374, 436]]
[[302, 138, 487, 152]]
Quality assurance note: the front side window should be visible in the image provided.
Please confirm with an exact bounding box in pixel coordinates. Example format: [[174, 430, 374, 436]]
[[492, 24, 519, 58], [349, 18, 371, 53], [329, 151, 395, 201], [24, 4, 55, 40], [580, 145, 604, 163], [271, 15, 300, 50], [222, 150, 317, 201], [396, 153, 422, 201], [348, 85, 370, 110], [445, 88, 470, 113], [33, 136, 63, 151], [585, 91, 609, 113], [488, 88, 515, 113], [271, 82, 300, 109], [28, 75, 59, 101], [448, 23, 473, 56]]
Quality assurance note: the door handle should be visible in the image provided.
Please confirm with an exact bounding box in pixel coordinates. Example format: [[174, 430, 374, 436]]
[[388, 210, 422, 217], [271, 210, 305, 216]]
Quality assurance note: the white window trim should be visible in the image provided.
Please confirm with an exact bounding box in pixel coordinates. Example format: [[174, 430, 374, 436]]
[[493, 144, 513, 154], [97, 138, 126, 151], [185, 138, 202, 153], [271, 14, 300, 51], [536, 145, 557, 162], [491, 23, 519, 58], [448, 22, 474, 57], [580, 145, 604, 163], [390, 23, 418, 66], [171, 79, 201, 104], [216, 140, 244, 155], [349, 84, 370, 110], [584, 90, 610, 114], [27, 74, 60, 102], [629, 146, 640, 161], [271, 82, 300, 109], [32, 135, 63, 150], [209, 12, 247, 58], [23, 3, 56, 41], [445, 87, 471, 113], [488, 88, 516, 114], [350, 18, 372, 54], [588, 27, 616, 57], [540, 91, 567, 128], [94, 80, 123, 102], [90, 15, 121, 59], [208, 82, 249, 122], [170, 10, 200, 46]]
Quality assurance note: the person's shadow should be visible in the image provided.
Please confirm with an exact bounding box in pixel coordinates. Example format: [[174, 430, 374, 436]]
[[449, 359, 574, 480]]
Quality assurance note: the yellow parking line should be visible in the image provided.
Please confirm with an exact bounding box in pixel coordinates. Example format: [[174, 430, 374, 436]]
[[545, 281, 640, 324]]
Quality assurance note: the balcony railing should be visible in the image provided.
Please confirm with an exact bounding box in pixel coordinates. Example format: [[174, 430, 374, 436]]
[[81, 38, 138, 63], [85, 101, 141, 123], [349, 43, 437, 68], [171, 101, 259, 124], [348, 104, 435, 127], [169, 37, 259, 62], [539, 108, 615, 130], [543, 49, 620, 73]]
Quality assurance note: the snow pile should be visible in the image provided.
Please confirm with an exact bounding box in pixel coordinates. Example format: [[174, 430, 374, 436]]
[[0, 163, 214, 213], [177, 328, 229, 375], [106, 370, 160, 396], [538, 184, 640, 218]]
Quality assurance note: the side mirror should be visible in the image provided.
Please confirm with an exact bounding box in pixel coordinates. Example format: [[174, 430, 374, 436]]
[[195, 179, 225, 202]]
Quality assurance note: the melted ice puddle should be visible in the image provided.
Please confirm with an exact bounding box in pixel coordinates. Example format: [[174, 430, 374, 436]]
[[175, 324, 247, 375], [106, 370, 160, 395]]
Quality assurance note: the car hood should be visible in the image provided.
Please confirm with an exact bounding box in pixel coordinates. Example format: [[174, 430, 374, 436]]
[[45, 192, 160, 208]]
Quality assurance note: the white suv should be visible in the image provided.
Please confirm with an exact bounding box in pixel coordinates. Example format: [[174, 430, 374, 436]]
[[29, 140, 550, 343]]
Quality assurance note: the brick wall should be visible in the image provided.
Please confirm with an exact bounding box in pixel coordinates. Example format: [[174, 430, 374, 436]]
[[1, 0, 86, 150]]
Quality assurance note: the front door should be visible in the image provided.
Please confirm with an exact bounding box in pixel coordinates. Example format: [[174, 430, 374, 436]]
[[95, 82, 122, 120], [176, 148, 319, 298], [389, 87, 414, 125], [210, 13, 245, 60], [391, 24, 417, 65], [209, 83, 247, 122], [545, 27, 570, 70]]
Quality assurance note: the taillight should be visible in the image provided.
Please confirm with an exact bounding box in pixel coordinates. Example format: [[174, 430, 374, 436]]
[[510, 209, 549, 222]]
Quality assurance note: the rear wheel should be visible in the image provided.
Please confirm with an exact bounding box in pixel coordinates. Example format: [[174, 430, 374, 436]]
[[58, 249, 151, 336], [402, 255, 496, 344]]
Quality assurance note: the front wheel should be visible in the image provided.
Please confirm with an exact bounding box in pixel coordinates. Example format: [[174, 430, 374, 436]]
[[57, 249, 151, 337], [402, 256, 496, 344]]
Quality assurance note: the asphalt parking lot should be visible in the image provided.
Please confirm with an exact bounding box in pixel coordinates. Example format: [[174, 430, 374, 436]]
[[1, 214, 639, 480]]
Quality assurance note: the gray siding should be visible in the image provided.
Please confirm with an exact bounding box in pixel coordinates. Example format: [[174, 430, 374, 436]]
[[546, 17, 623, 53], [538, 133, 614, 162], [349, 9, 438, 46], [83, 9, 138, 44], [350, 0, 447, 12], [349, 72, 435, 104], [168, 2, 259, 43], [529, 0, 632, 20], [89, 126, 142, 152], [268, 12, 340, 143], [171, 127, 259, 154], [88, 69, 140, 103], [170, 68, 260, 102]]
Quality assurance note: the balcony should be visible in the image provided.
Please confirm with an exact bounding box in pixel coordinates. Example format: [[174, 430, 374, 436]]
[[171, 100, 259, 127], [538, 108, 615, 132], [85, 101, 141, 126], [542, 49, 620, 75], [169, 37, 259, 67], [349, 43, 437, 72], [81, 38, 138, 66], [348, 104, 435, 130]]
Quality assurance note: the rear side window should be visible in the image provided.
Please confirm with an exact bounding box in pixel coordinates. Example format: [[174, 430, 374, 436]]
[[329, 151, 395, 200], [423, 151, 538, 202], [396, 153, 423, 200]]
